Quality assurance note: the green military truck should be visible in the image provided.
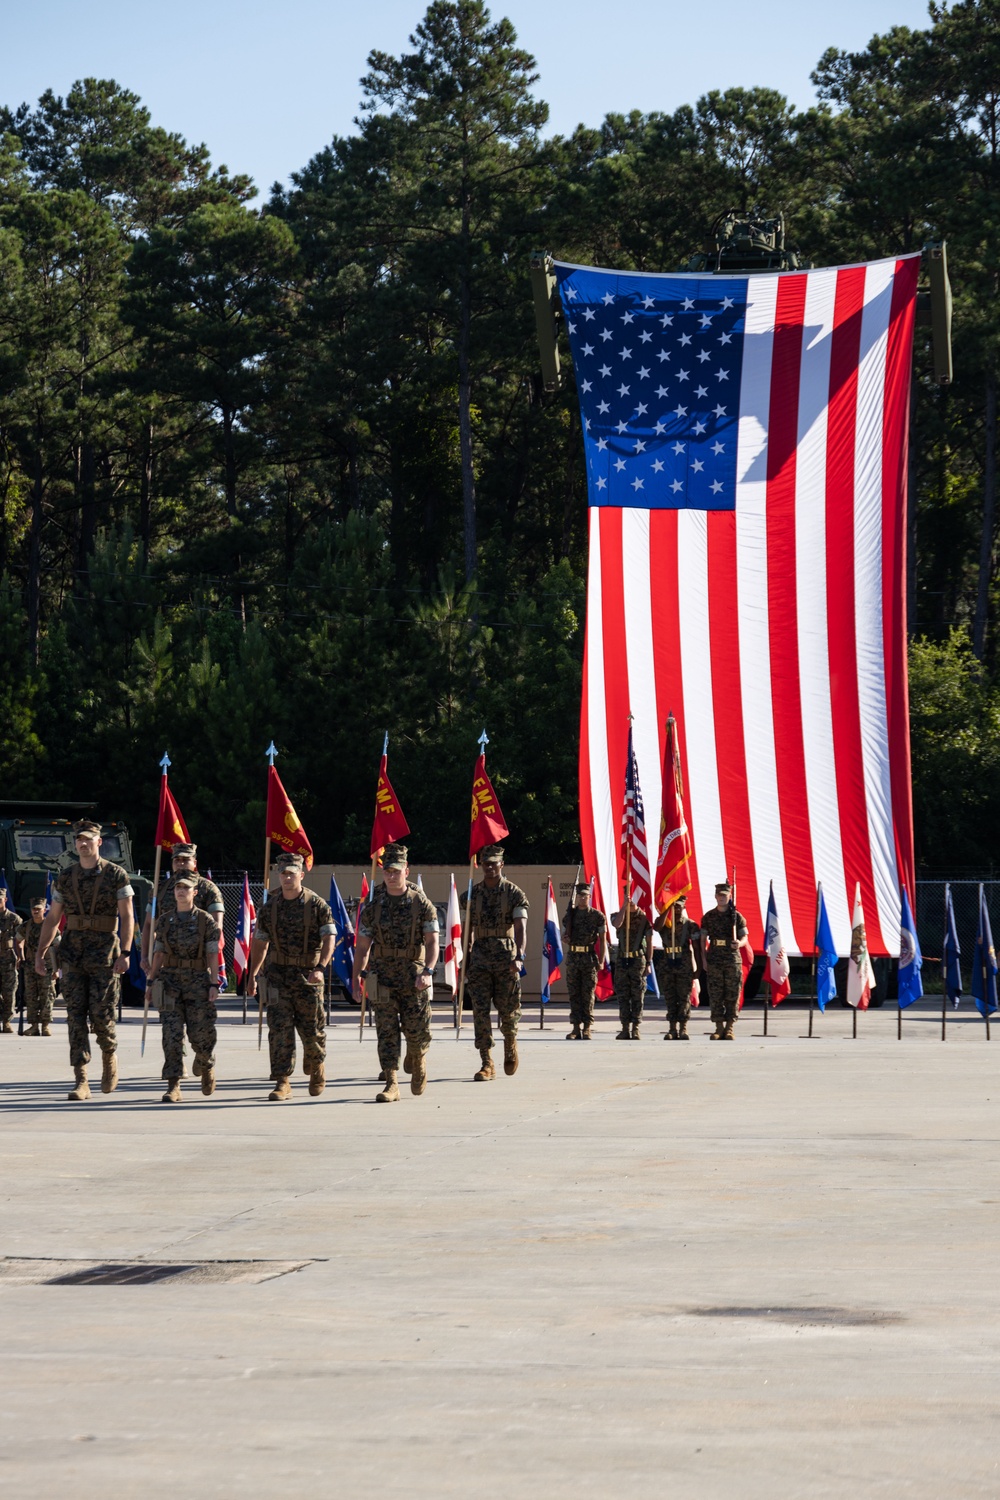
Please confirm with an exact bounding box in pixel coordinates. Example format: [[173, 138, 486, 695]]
[[0, 800, 152, 920]]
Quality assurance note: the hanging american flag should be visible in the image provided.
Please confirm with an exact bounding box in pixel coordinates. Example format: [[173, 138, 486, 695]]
[[620, 726, 654, 921], [559, 254, 918, 955], [233, 872, 256, 983]]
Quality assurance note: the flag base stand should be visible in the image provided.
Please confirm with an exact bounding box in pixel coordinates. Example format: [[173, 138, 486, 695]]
[[753, 999, 772, 1038], [539, 1002, 545, 1030]]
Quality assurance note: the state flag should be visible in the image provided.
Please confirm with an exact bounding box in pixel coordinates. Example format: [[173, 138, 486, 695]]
[[897, 886, 923, 1008], [541, 879, 564, 1004], [846, 882, 875, 1009], [444, 874, 463, 992], [764, 881, 791, 1005]]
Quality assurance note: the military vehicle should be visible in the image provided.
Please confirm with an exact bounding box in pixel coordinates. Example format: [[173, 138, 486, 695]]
[[0, 800, 152, 919]]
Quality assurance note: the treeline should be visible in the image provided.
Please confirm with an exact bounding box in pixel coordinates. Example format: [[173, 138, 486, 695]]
[[2, 0, 1000, 870]]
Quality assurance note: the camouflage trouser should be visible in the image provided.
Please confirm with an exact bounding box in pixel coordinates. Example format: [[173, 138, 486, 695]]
[[24, 969, 56, 1026], [159, 972, 217, 1080], [265, 965, 325, 1079], [706, 961, 742, 1026], [63, 963, 119, 1067], [370, 964, 432, 1072], [466, 960, 521, 1052], [0, 959, 17, 1024], [615, 956, 647, 1027], [566, 954, 599, 1027], [655, 959, 694, 1028]]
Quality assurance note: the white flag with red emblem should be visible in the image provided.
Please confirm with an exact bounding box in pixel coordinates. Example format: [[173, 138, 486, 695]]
[[444, 873, 463, 991]]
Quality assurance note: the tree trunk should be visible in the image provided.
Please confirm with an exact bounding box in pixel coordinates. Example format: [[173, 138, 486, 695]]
[[27, 447, 44, 665], [973, 373, 997, 661], [457, 160, 477, 584], [139, 417, 154, 561]]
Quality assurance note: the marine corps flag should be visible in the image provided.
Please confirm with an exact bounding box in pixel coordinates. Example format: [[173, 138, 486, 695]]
[[266, 765, 313, 870], [469, 751, 509, 860], [153, 773, 190, 852], [654, 713, 693, 913], [370, 741, 410, 858]]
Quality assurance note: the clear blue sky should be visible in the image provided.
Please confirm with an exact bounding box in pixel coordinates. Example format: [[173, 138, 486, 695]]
[[3, 0, 935, 194]]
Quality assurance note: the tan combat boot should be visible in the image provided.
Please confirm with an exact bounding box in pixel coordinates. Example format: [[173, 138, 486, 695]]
[[41, 1024, 52, 1036], [101, 1051, 118, 1094], [474, 1050, 495, 1082], [631, 1023, 641, 1040], [410, 1054, 427, 1096], [710, 1022, 723, 1040], [26, 1024, 39, 1036], [566, 1023, 581, 1040], [201, 1065, 216, 1096], [723, 1022, 735, 1040], [376, 1070, 400, 1103], [308, 1062, 326, 1097], [679, 1023, 690, 1041], [161, 1078, 181, 1103], [582, 1025, 593, 1039], [1, 1021, 12, 1034], [503, 1036, 519, 1076], [664, 1025, 677, 1041], [616, 1026, 631, 1039], [68, 1066, 90, 1102], [268, 1076, 292, 1101]]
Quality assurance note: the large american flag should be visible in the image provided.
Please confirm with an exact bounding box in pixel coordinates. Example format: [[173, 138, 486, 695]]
[[559, 254, 919, 956], [620, 726, 654, 921]]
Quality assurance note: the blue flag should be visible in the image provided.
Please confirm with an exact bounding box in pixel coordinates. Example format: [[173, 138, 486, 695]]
[[126, 896, 146, 993], [943, 883, 962, 1006], [646, 961, 660, 998], [44, 871, 54, 909], [815, 885, 838, 1011], [541, 879, 564, 1004], [897, 886, 923, 1008], [971, 885, 998, 1019], [328, 874, 355, 994]]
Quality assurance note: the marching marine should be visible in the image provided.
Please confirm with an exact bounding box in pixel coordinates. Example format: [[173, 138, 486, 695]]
[[247, 852, 335, 1101], [352, 844, 440, 1104], [460, 845, 529, 1081], [700, 881, 750, 1040], [653, 894, 700, 1040], [0, 885, 24, 1034], [562, 882, 607, 1040], [147, 873, 222, 1102], [611, 895, 653, 1039], [23, 895, 59, 1035], [34, 819, 134, 1101]]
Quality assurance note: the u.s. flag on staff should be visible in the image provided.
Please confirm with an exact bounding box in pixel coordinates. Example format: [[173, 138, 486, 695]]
[[558, 253, 918, 955]]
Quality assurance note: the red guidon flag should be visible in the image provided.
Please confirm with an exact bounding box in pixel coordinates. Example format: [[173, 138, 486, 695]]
[[154, 774, 190, 852], [469, 753, 509, 860], [266, 765, 313, 870], [370, 751, 410, 858], [654, 713, 693, 913]]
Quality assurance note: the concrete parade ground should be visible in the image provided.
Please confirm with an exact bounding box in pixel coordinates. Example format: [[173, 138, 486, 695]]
[[1, 996, 998, 1498]]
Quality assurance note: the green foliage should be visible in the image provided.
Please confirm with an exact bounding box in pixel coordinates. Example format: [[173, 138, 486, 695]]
[[3, 1, 1000, 870]]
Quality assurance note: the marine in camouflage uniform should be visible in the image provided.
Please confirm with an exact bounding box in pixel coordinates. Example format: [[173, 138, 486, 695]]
[[354, 844, 440, 1104], [700, 881, 749, 1040], [35, 819, 134, 1101], [249, 852, 335, 1100], [0, 890, 25, 1033], [149, 873, 221, 1102], [653, 895, 700, 1040], [562, 883, 607, 1039], [23, 898, 58, 1034], [460, 845, 529, 1081], [611, 898, 653, 1039]]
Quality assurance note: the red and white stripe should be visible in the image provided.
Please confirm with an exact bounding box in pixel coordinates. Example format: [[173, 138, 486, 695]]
[[580, 255, 918, 956], [233, 872, 256, 982]]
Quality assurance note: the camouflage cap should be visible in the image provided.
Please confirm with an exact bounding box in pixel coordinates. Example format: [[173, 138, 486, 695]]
[[381, 843, 408, 871], [478, 844, 505, 866], [171, 843, 197, 858], [73, 818, 102, 838], [276, 851, 305, 871], [173, 872, 199, 889], [672, 893, 688, 905], [30, 895, 47, 908], [574, 882, 591, 894], [715, 881, 732, 894]]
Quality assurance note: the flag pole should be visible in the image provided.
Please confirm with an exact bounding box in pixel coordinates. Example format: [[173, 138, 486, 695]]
[[260, 741, 278, 1053], [141, 750, 171, 1057], [456, 858, 475, 1039], [807, 883, 820, 1039], [359, 855, 376, 1042], [942, 882, 948, 1041], [981, 883, 991, 1042]]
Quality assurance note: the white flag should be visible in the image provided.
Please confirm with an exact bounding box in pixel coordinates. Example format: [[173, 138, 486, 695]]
[[444, 874, 463, 992], [846, 882, 875, 1010]]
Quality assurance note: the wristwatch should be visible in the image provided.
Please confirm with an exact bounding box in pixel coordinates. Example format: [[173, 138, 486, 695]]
[[420, 965, 434, 976]]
